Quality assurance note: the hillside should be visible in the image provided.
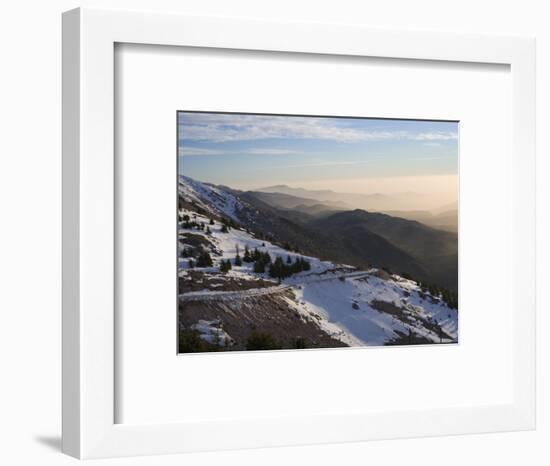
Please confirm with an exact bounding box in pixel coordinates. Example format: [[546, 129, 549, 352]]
[[383, 209, 458, 232], [177, 176, 458, 352], [240, 191, 457, 291], [238, 191, 433, 283], [312, 210, 458, 290]]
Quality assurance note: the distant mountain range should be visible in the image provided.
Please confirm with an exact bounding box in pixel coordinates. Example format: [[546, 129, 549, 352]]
[[255, 184, 458, 232], [256, 184, 402, 211], [243, 190, 348, 211]]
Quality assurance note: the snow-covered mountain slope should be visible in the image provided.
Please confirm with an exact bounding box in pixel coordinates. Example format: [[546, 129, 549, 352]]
[[178, 207, 340, 290], [177, 177, 458, 351], [290, 274, 457, 346], [179, 175, 248, 223]]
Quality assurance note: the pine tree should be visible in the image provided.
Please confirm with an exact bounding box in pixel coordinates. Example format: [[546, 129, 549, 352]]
[[209, 218, 214, 225], [206, 226, 211, 235], [220, 259, 232, 273], [188, 259, 194, 268], [243, 245, 252, 263], [286, 255, 292, 264], [234, 253, 242, 266], [252, 250, 271, 274], [220, 218, 231, 233], [196, 250, 213, 267], [253, 260, 265, 273], [253, 247, 260, 261], [269, 256, 288, 281]]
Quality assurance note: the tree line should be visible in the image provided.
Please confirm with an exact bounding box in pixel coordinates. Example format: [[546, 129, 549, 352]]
[[417, 280, 458, 310]]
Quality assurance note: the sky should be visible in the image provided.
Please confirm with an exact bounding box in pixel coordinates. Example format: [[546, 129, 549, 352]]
[[177, 112, 459, 209]]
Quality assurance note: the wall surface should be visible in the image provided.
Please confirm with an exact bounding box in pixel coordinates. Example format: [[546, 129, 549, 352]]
[[0, 1, 547, 465]]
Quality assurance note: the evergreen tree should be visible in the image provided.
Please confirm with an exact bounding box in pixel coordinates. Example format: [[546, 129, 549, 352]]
[[252, 247, 260, 261], [206, 226, 211, 235], [243, 245, 253, 263], [220, 259, 232, 273], [196, 250, 213, 267], [209, 218, 214, 225], [246, 331, 281, 350], [252, 250, 271, 274], [188, 259, 194, 268], [286, 255, 292, 264], [220, 218, 231, 233], [234, 253, 242, 266], [253, 260, 265, 273], [269, 256, 288, 281], [294, 337, 307, 349]]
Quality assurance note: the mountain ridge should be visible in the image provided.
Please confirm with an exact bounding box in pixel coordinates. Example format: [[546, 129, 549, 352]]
[[177, 176, 458, 351], [179, 175, 457, 291]]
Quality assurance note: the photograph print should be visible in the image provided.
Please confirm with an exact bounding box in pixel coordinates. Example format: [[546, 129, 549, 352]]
[[178, 111, 458, 353]]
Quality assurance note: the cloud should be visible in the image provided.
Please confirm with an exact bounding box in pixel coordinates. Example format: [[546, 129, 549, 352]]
[[247, 148, 303, 155], [178, 113, 458, 144], [276, 160, 372, 169], [178, 147, 227, 156], [414, 133, 457, 141], [178, 146, 305, 157]]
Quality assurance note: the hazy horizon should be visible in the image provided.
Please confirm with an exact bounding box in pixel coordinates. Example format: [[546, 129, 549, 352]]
[[178, 112, 458, 211]]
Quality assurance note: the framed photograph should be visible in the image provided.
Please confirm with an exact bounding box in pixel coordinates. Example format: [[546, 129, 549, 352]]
[[62, 8, 536, 459], [177, 111, 459, 352]]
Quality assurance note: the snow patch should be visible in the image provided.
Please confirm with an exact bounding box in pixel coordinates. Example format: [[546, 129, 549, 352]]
[[190, 319, 235, 347]]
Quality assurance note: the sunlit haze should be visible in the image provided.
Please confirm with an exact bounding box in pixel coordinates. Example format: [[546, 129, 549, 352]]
[[178, 112, 458, 212]]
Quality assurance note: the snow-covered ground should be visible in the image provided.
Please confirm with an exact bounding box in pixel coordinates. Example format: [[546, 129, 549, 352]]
[[178, 177, 458, 348], [178, 206, 336, 279], [290, 275, 457, 346], [179, 175, 244, 223], [190, 320, 234, 347]]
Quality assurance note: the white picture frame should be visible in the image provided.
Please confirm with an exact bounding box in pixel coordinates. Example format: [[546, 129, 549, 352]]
[[62, 7, 536, 459]]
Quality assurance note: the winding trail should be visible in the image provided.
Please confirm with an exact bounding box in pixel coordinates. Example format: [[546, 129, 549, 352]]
[[179, 284, 291, 302], [179, 270, 372, 302]]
